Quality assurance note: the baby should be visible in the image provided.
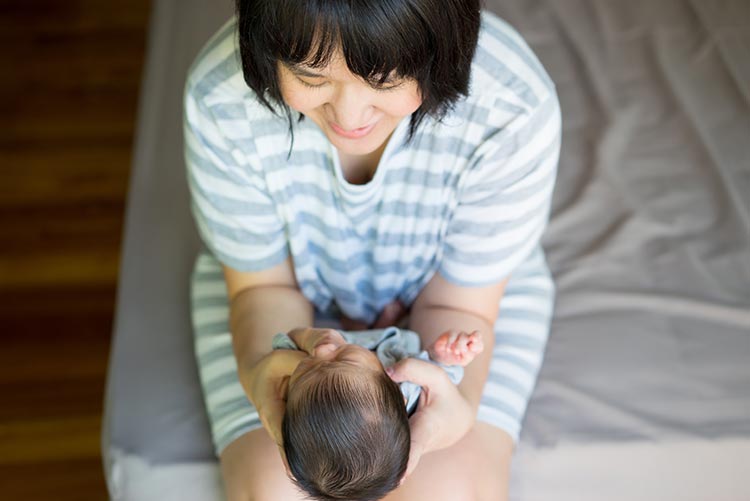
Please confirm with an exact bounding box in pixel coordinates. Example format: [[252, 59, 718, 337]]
[[274, 326, 484, 501]]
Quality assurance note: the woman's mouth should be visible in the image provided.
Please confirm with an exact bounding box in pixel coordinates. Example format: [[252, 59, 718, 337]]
[[329, 121, 377, 139]]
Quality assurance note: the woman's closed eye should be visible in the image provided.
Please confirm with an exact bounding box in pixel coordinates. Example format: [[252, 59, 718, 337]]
[[296, 77, 404, 93], [295, 77, 324, 89]]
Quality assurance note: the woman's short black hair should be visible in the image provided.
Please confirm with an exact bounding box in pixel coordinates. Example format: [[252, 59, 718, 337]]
[[282, 365, 410, 501], [234, 0, 481, 154]]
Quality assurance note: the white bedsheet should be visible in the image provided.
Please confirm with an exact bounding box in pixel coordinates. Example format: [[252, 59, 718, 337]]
[[108, 439, 750, 501]]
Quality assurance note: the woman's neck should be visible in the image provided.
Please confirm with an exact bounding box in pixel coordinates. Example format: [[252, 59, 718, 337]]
[[337, 132, 391, 185]]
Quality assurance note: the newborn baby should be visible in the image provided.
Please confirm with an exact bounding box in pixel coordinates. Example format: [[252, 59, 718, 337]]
[[274, 326, 484, 501]]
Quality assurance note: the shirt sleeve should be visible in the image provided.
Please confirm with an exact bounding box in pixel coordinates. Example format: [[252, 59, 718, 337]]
[[183, 84, 288, 272], [439, 92, 561, 286]]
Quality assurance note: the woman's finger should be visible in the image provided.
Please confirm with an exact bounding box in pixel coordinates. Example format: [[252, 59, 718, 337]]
[[387, 357, 451, 389], [403, 435, 425, 479]]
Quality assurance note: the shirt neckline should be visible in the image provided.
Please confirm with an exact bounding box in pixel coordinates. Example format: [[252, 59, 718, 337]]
[[329, 116, 409, 202]]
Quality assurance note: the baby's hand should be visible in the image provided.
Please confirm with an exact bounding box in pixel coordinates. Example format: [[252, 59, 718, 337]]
[[427, 330, 484, 367]]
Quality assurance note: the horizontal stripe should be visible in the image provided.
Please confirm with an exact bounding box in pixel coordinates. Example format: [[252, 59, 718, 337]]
[[473, 45, 539, 108], [481, 14, 551, 88], [191, 282, 228, 301]]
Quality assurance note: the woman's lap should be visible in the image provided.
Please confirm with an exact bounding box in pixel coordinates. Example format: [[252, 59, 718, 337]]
[[220, 421, 512, 501], [191, 245, 554, 490]]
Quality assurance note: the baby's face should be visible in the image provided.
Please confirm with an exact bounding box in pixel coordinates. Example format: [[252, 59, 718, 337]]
[[288, 343, 384, 390]]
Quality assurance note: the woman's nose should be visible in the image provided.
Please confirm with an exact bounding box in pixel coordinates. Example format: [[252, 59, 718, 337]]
[[327, 87, 375, 129]]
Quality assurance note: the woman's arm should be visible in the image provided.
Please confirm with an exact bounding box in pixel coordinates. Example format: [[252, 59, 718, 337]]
[[408, 271, 509, 426], [224, 256, 314, 371], [386, 271, 509, 478], [222, 257, 314, 445]]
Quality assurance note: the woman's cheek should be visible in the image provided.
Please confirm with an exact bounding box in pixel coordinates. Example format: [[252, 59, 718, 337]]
[[378, 85, 423, 117], [279, 86, 304, 112], [280, 85, 322, 114]]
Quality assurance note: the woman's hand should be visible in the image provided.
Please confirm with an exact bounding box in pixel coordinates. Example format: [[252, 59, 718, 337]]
[[241, 327, 346, 446], [239, 349, 306, 447], [386, 357, 475, 479]]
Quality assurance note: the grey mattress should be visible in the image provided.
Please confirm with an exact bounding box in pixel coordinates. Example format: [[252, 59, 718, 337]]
[[102, 0, 750, 499]]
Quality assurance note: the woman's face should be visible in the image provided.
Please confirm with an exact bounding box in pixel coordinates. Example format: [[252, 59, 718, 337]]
[[277, 49, 423, 156]]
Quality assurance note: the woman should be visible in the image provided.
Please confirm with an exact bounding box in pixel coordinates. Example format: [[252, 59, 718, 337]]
[[186, 0, 560, 499]]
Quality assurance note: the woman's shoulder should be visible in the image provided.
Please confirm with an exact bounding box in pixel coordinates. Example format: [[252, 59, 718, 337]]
[[469, 10, 557, 115], [184, 17, 281, 122]]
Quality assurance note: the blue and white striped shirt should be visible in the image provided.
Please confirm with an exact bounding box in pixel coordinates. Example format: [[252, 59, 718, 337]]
[[184, 10, 561, 326]]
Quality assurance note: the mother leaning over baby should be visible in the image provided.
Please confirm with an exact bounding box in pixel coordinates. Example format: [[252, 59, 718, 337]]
[[186, 0, 561, 499]]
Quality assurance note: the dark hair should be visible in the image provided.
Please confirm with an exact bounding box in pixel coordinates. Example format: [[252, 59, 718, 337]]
[[234, 0, 481, 156], [282, 364, 410, 501]]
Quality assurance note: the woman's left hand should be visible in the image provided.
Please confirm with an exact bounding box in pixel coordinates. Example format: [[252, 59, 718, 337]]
[[239, 349, 305, 448], [386, 357, 475, 479]]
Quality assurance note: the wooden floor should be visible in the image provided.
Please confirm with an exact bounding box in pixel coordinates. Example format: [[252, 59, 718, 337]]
[[0, 1, 152, 497]]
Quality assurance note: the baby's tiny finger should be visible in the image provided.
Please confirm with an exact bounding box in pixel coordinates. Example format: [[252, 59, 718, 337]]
[[468, 333, 484, 352], [447, 330, 460, 344], [456, 332, 471, 352], [445, 330, 460, 353]]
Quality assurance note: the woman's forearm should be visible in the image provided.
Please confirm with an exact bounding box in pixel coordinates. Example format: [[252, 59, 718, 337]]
[[407, 304, 494, 414], [229, 285, 314, 371]]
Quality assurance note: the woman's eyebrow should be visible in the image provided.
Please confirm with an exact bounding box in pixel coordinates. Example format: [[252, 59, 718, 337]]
[[286, 64, 327, 78]]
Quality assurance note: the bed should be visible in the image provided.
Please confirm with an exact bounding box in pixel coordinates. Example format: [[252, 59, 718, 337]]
[[101, 0, 750, 499]]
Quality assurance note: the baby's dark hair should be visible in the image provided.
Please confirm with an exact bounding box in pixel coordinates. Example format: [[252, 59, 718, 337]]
[[234, 0, 481, 157], [282, 364, 410, 501]]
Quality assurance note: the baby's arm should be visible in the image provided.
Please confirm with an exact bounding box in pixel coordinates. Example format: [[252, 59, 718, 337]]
[[427, 330, 484, 367]]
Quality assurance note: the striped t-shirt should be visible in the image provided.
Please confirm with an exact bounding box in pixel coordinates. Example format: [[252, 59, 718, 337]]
[[184, 9, 561, 325]]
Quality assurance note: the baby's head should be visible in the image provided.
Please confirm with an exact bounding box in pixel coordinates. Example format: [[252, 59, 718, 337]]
[[282, 344, 409, 501]]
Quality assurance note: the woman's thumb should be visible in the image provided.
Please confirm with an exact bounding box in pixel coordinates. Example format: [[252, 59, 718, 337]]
[[387, 357, 447, 387]]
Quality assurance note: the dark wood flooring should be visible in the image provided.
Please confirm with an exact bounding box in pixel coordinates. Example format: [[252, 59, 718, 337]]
[[0, 1, 152, 498]]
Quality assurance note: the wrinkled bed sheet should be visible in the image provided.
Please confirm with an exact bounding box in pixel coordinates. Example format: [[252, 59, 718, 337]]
[[102, 0, 750, 499], [494, 0, 750, 447]]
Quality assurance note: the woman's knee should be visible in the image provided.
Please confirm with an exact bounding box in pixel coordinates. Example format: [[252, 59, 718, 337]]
[[219, 429, 306, 501]]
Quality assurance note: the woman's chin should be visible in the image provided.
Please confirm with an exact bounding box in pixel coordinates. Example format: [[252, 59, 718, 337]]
[[329, 135, 382, 156]]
